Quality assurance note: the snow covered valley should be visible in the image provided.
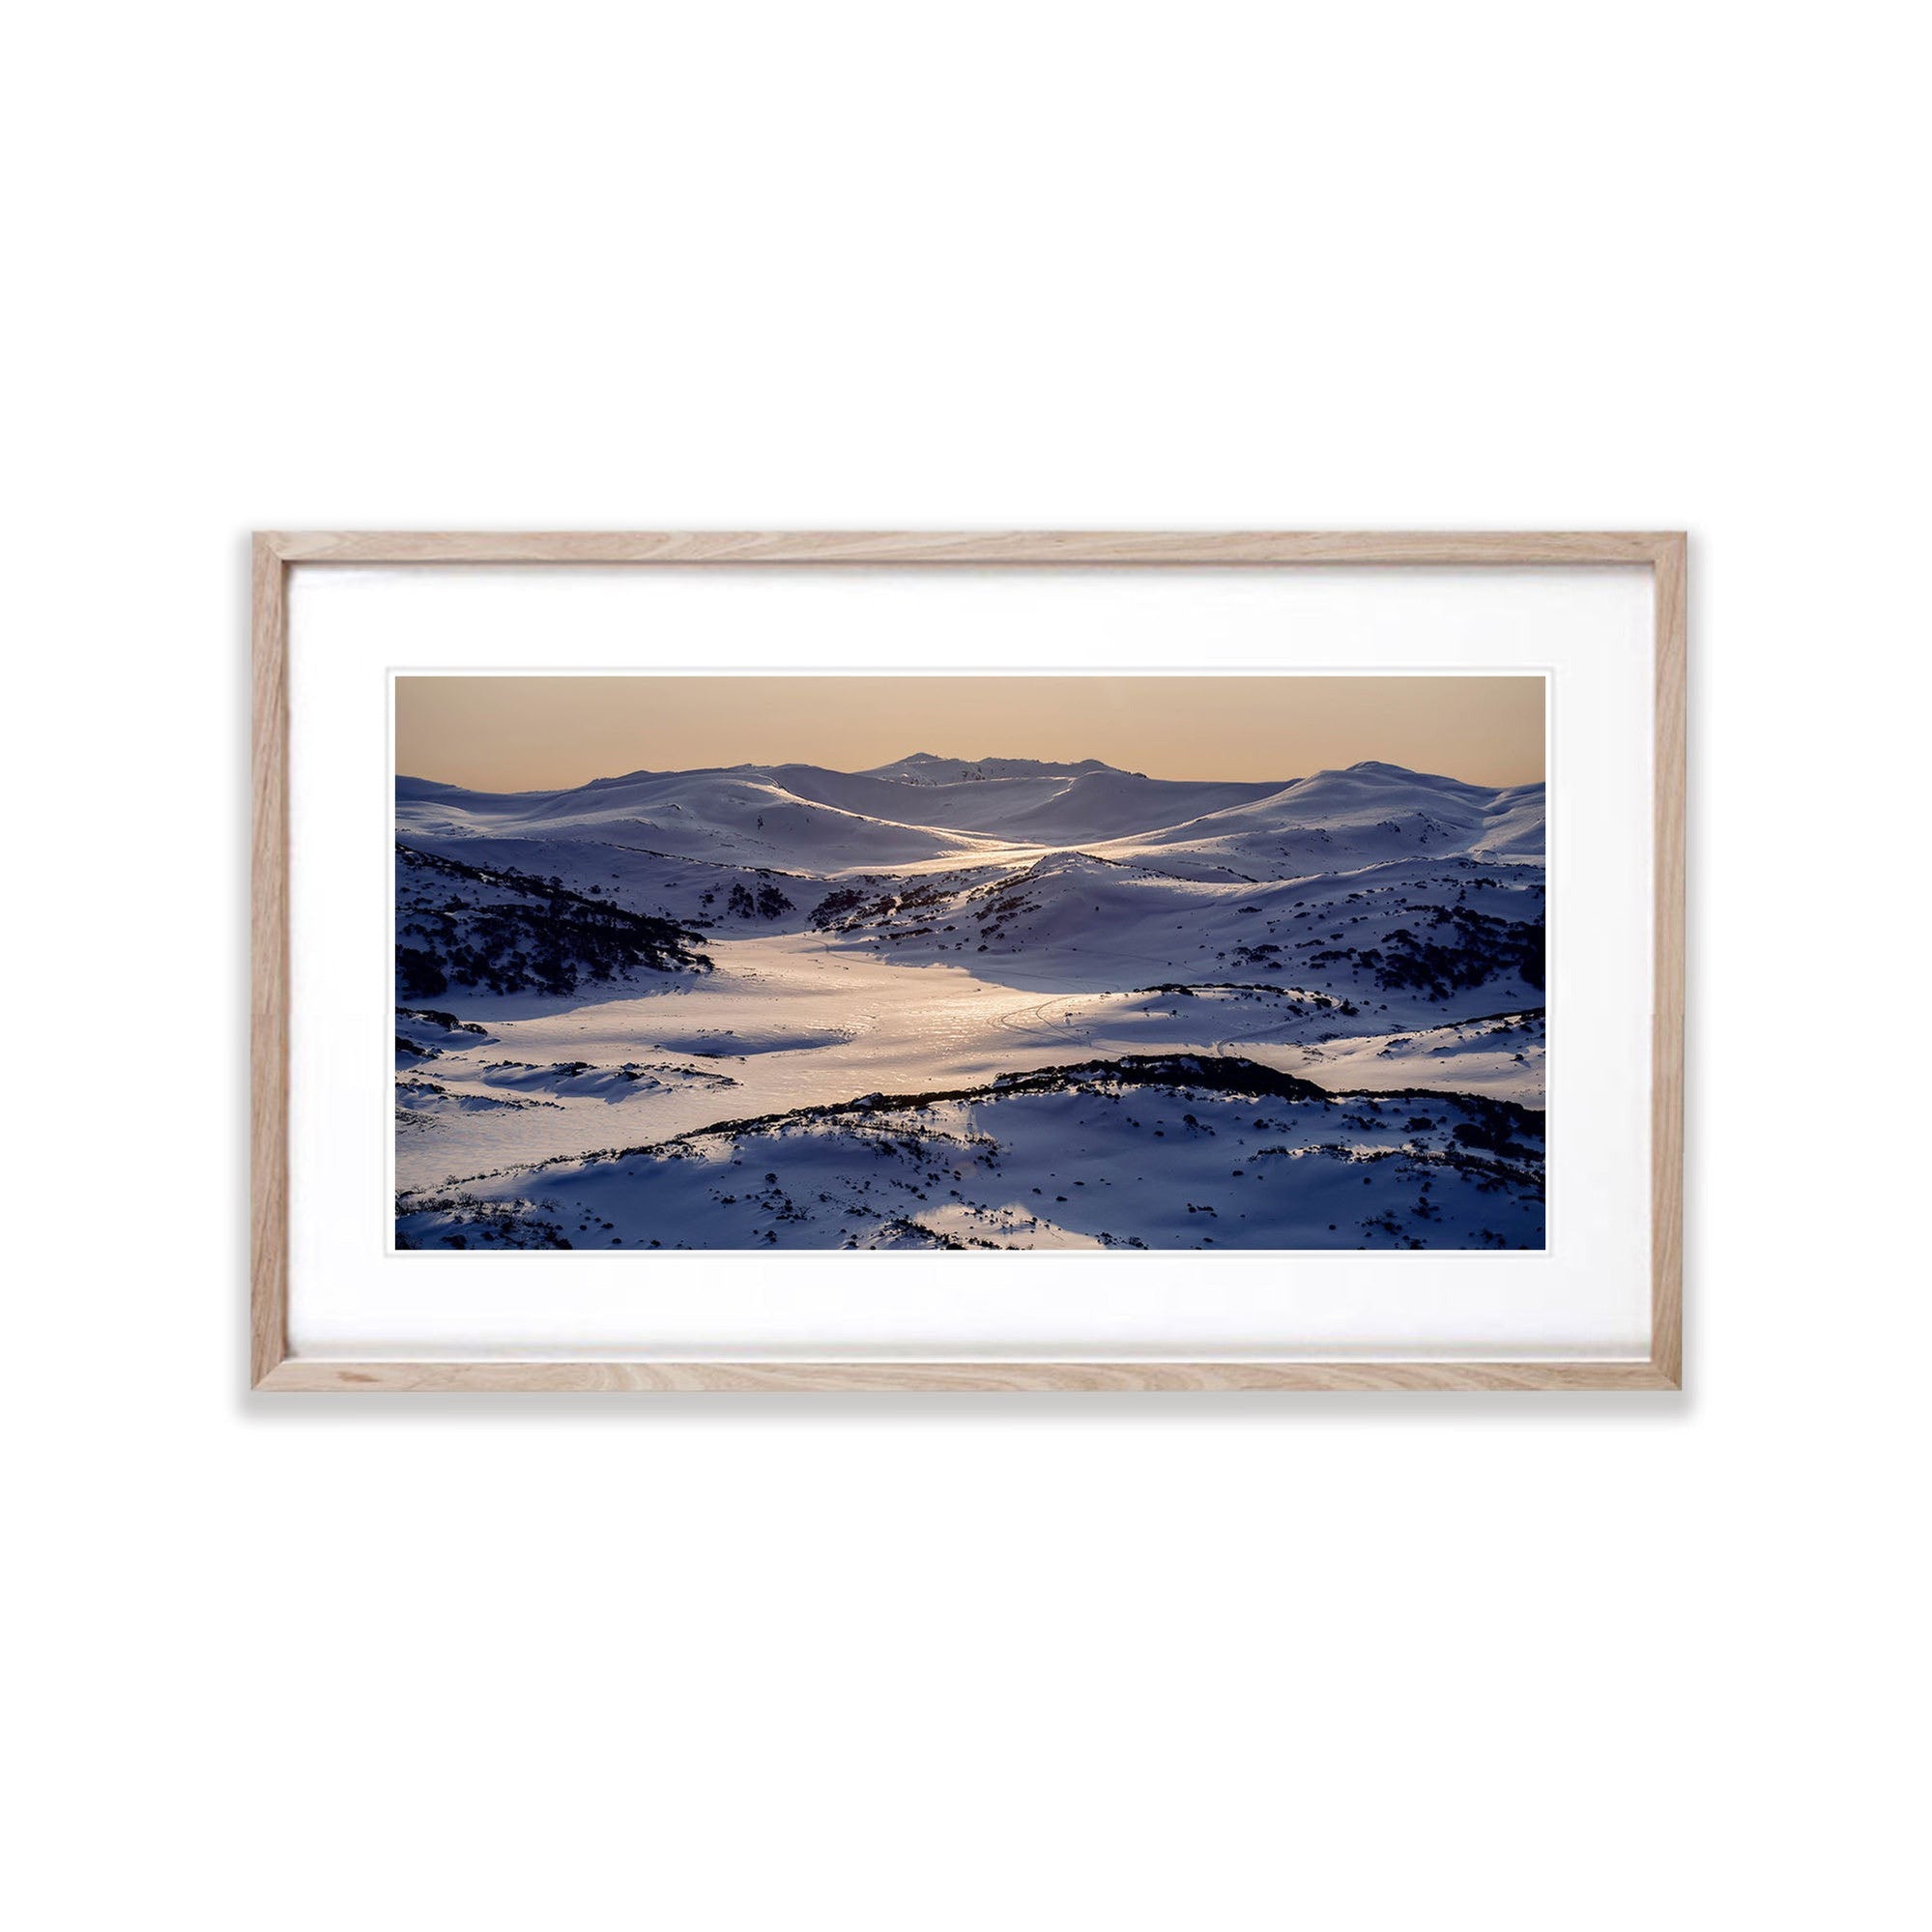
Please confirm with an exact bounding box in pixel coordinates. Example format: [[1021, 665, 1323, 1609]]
[[394, 753, 1546, 1250]]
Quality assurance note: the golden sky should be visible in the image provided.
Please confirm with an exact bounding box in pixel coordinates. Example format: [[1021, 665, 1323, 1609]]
[[395, 675, 1545, 791]]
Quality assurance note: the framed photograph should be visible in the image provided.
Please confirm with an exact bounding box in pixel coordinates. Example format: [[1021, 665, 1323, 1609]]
[[252, 533, 1684, 1391]]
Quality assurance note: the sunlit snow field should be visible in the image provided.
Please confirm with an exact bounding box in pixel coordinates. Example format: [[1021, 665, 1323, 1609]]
[[394, 754, 1546, 1251]]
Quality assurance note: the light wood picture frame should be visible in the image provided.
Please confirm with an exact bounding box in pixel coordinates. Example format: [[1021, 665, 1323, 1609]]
[[252, 532, 1685, 1391]]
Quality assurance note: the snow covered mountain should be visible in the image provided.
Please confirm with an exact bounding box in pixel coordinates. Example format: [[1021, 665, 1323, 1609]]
[[394, 755, 1545, 1250], [398, 755, 1539, 879]]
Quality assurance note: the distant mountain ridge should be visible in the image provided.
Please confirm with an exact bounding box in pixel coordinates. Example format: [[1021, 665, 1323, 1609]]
[[858, 752, 1136, 784], [395, 755, 1543, 872]]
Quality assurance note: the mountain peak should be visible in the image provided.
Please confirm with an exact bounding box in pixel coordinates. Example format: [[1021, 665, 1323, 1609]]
[[860, 752, 1130, 783], [1333, 759, 1507, 793], [885, 752, 1114, 770]]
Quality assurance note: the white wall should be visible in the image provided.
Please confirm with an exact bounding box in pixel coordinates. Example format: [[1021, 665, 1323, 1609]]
[[9, 6, 1924, 1928]]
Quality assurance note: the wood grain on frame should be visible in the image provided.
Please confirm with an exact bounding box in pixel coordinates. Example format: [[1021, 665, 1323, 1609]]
[[250, 532, 1687, 1392], [251, 535, 290, 1388], [1650, 535, 1687, 1387], [259, 1360, 1678, 1393], [265, 530, 1677, 567]]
